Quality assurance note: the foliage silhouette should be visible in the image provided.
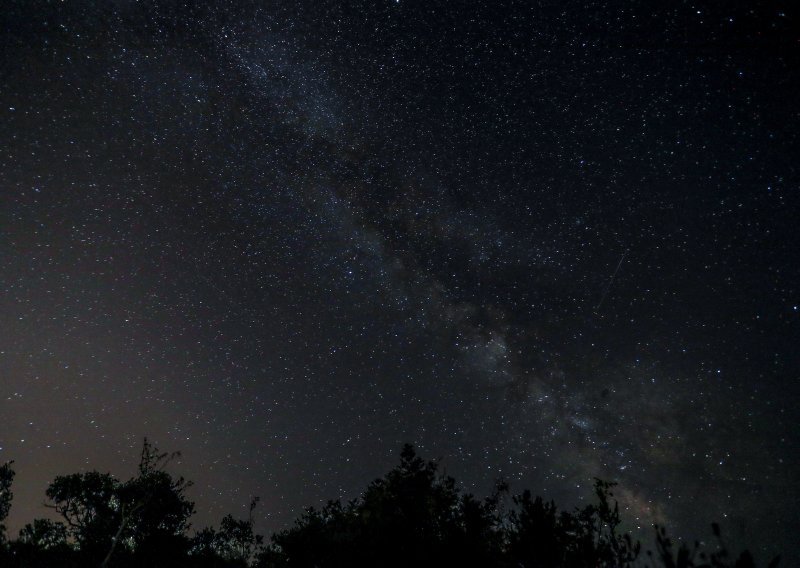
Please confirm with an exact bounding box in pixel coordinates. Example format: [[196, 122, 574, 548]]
[[648, 523, 781, 568], [256, 447, 645, 568], [190, 497, 263, 567], [0, 461, 14, 544], [505, 481, 638, 568], [0, 442, 781, 567]]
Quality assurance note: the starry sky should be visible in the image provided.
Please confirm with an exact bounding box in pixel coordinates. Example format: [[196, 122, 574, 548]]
[[1, 0, 798, 563]]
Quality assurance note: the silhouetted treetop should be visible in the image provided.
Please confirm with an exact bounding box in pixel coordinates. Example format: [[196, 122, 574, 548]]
[[0, 442, 781, 568]]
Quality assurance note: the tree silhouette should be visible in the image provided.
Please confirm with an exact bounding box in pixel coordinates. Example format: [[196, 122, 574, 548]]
[[258, 446, 775, 568], [106, 439, 195, 567], [191, 497, 263, 567], [0, 441, 782, 567], [258, 443, 499, 567], [45, 469, 120, 561], [8, 518, 74, 568], [42, 439, 194, 567], [18, 518, 69, 550], [0, 461, 14, 544], [647, 523, 781, 568]]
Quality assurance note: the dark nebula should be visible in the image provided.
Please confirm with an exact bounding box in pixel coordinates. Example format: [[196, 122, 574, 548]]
[[1, 1, 797, 564]]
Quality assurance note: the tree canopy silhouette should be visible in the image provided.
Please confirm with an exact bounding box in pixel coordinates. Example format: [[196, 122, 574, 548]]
[[0, 442, 780, 568]]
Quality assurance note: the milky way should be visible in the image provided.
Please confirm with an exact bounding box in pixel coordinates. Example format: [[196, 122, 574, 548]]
[[1, 2, 798, 564]]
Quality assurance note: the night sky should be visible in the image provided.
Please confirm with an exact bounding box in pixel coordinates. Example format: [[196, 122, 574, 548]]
[[1, 1, 798, 563]]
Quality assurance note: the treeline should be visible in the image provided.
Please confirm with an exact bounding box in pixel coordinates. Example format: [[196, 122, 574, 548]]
[[0, 441, 779, 567]]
